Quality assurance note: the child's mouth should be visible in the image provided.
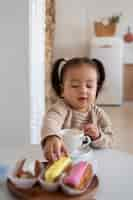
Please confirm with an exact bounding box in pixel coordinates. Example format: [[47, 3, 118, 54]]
[[78, 97, 88, 102]]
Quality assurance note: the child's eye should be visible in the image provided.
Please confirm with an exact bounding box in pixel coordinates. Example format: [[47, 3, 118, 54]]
[[87, 85, 93, 88], [71, 85, 79, 88]]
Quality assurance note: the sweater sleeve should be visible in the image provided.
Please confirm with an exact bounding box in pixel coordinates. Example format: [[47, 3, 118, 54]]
[[41, 99, 68, 147], [91, 106, 113, 149]]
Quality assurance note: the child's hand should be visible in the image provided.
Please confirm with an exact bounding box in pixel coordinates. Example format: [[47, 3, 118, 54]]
[[43, 136, 69, 162], [83, 123, 100, 140]]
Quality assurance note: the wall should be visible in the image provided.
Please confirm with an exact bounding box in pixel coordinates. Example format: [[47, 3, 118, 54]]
[[54, 0, 133, 63], [0, 0, 29, 146]]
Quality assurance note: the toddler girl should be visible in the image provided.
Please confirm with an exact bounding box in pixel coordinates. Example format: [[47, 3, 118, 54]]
[[41, 57, 113, 162]]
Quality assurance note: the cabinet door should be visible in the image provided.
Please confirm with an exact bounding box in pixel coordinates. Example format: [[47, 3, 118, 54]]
[[90, 46, 123, 105], [124, 64, 133, 101]]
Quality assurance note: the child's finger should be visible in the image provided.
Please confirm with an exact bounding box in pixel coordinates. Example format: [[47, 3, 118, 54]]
[[43, 148, 48, 160], [84, 126, 94, 133], [84, 128, 96, 137], [84, 123, 95, 130], [54, 142, 61, 160], [49, 145, 57, 161], [62, 144, 69, 156], [43, 144, 51, 161], [44, 149, 52, 162], [83, 125, 92, 132], [84, 125, 96, 132]]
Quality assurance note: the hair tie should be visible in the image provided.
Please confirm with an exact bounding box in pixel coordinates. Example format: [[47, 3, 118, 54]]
[[58, 60, 67, 80]]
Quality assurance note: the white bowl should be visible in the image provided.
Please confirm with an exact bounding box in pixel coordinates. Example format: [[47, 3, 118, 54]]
[[38, 169, 59, 192], [60, 173, 94, 196], [7, 159, 39, 189], [59, 160, 98, 196], [8, 175, 37, 189]]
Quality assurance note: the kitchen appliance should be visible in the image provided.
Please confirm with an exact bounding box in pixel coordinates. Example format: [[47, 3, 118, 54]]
[[90, 37, 123, 105]]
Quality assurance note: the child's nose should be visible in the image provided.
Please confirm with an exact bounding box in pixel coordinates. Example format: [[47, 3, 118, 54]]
[[79, 85, 88, 94]]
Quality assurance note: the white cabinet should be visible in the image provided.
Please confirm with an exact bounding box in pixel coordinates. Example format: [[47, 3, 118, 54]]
[[90, 37, 123, 105]]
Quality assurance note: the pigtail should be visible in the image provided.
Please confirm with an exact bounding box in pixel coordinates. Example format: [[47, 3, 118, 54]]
[[51, 58, 66, 97], [91, 58, 105, 98]]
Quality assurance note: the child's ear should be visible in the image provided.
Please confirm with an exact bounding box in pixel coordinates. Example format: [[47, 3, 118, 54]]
[[60, 84, 64, 97]]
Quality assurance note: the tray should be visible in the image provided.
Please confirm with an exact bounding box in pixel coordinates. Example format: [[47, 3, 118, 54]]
[[7, 175, 99, 200]]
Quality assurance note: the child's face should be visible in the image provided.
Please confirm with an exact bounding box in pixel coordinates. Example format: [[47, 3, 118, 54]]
[[61, 64, 97, 112]]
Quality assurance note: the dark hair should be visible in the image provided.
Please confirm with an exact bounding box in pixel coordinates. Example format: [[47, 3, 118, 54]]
[[51, 57, 105, 98]]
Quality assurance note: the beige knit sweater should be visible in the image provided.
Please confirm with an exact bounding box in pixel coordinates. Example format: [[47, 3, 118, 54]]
[[41, 98, 113, 149]]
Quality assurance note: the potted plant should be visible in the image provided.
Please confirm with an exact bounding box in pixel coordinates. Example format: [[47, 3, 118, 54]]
[[94, 13, 122, 37]]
